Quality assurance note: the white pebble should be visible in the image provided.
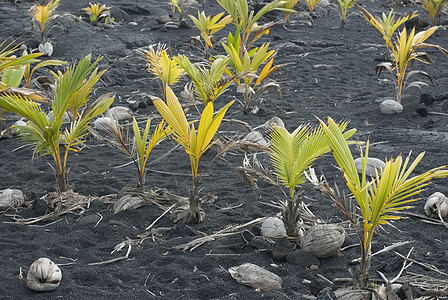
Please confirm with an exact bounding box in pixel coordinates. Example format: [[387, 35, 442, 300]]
[[380, 99, 403, 115], [108, 106, 132, 121], [93, 117, 115, 131], [354, 157, 386, 177], [261, 217, 287, 238]]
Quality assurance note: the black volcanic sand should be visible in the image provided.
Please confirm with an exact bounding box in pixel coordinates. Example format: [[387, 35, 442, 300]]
[[1, 0, 448, 299]]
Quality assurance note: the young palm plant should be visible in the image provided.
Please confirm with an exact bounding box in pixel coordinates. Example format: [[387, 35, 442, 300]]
[[269, 122, 356, 237], [82, 2, 113, 25], [0, 54, 114, 192], [139, 44, 183, 97], [337, 0, 356, 27], [106, 116, 170, 191], [175, 55, 236, 105], [240, 122, 356, 238], [153, 85, 234, 224], [169, 0, 196, 27], [217, 0, 289, 51], [359, 7, 417, 60], [421, 0, 448, 25], [0, 41, 50, 135], [318, 117, 448, 288], [223, 38, 283, 114], [281, 0, 300, 26], [189, 11, 233, 57], [374, 26, 448, 104], [0, 41, 42, 84], [305, 0, 322, 15], [29, 0, 60, 43], [21, 51, 66, 89]]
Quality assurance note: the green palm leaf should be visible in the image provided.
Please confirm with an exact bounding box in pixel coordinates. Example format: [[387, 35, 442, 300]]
[[271, 121, 356, 198], [319, 116, 448, 287], [0, 54, 112, 192]]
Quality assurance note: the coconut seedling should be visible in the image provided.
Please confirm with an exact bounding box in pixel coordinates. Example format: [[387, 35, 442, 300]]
[[316, 117, 448, 288], [217, 0, 289, 51], [105, 116, 170, 191], [29, 0, 60, 55], [303, 0, 323, 26], [16, 50, 66, 89], [0, 41, 50, 136], [139, 44, 183, 98], [215, 0, 288, 114], [281, 0, 300, 26], [82, 2, 114, 25], [153, 85, 234, 224], [360, 7, 448, 104], [420, 0, 448, 25], [374, 26, 448, 104], [189, 11, 233, 57], [0, 42, 43, 85], [240, 121, 356, 238], [104, 116, 171, 213], [359, 7, 417, 61], [336, 0, 356, 27], [175, 55, 236, 105], [0, 54, 114, 193], [223, 36, 283, 114], [169, 0, 196, 27], [269, 122, 355, 237]]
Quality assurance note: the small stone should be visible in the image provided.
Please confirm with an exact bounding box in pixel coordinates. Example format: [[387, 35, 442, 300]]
[[354, 157, 386, 177], [249, 237, 274, 252], [310, 264, 319, 271], [272, 237, 293, 262], [77, 214, 101, 225], [380, 99, 403, 115], [93, 117, 115, 130], [317, 287, 337, 300], [435, 93, 448, 101], [243, 131, 269, 148], [415, 103, 428, 117], [422, 119, 435, 129], [110, 7, 130, 23], [420, 93, 435, 105], [156, 15, 172, 24], [286, 249, 320, 269], [108, 106, 132, 121], [261, 217, 287, 238], [138, 100, 148, 108]]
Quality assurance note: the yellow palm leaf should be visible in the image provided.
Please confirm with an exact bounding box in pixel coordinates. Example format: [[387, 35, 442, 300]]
[[152, 88, 189, 147]]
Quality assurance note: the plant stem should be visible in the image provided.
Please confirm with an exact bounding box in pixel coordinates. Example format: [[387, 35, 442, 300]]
[[137, 169, 146, 191], [50, 138, 70, 192], [184, 176, 204, 224], [358, 227, 374, 288], [190, 177, 200, 213]]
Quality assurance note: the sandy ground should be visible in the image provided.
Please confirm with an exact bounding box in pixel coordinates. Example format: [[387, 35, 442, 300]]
[[1, 0, 448, 299]]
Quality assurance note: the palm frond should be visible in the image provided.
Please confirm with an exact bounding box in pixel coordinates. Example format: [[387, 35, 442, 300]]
[[269, 124, 309, 197]]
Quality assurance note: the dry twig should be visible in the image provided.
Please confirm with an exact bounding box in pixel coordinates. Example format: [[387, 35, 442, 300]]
[[88, 239, 135, 266], [174, 217, 266, 251]]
